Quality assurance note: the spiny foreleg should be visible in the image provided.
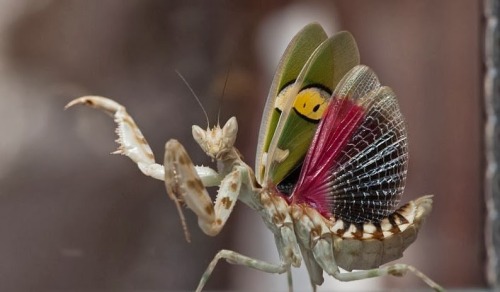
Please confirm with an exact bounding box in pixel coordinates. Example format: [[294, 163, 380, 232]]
[[66, 96, 221, 186]]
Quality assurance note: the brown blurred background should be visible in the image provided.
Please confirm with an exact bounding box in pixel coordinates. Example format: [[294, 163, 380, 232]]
[[0, 0, 482, 291]]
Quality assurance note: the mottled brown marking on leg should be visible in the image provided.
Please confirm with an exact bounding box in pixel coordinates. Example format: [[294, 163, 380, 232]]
[[187, 179, 204, 192], [221, 197, 233, 210], [205, 204, 214, 216], [216, 219, 222, 225], [230, 182, 238, 192], [178, 153, 191, 165], [310, 225, 322, 238], [272, 212, 286, 225], [260, 193, 272, 207], [165, 151, 174, 162]]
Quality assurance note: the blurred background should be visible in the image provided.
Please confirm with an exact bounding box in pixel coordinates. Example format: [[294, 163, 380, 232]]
[[0, 0, 482, 291]]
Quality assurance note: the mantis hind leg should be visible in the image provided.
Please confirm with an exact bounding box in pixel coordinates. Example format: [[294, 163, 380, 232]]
[[331, 263, 444, 291], [196, 249, 290, 292], [310, 237, 444, 291]]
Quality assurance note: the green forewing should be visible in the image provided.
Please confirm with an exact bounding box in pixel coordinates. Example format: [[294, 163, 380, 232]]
[[255, 23, 328, 185], [267, 32, 360, 185]]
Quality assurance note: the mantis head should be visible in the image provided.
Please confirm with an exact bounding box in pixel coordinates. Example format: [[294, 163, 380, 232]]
[[192, 117, 238, 160]]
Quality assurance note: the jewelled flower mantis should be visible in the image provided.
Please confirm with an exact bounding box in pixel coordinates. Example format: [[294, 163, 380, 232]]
[[66, 23, 443, 291]]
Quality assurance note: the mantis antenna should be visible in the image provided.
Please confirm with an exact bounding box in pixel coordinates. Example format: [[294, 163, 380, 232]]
[[175, 70, 210, 128], [216, 65, 231, 127]]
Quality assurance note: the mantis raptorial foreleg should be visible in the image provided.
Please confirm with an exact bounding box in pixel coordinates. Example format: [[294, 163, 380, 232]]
[[164, 139, 246, 238], [65, 96, 221, 187], [66, 96, 240, 242]]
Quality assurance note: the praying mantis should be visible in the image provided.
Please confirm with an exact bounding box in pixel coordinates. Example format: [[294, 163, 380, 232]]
[[66, 23, 443, 291]]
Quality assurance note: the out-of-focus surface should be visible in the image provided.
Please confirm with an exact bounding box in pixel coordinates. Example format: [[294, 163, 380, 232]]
[[0, 0, 482, 291], [484, 0, 500, 287]]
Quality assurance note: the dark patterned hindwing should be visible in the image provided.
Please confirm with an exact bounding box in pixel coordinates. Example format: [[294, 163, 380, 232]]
[[329, 86, 408, 223]]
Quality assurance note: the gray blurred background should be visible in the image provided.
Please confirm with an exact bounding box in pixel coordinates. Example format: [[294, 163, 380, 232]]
[[0, 0, 482, 291]]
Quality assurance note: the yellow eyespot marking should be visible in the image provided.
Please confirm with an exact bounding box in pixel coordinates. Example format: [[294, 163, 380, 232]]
[[293, 87, 330, 121]]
